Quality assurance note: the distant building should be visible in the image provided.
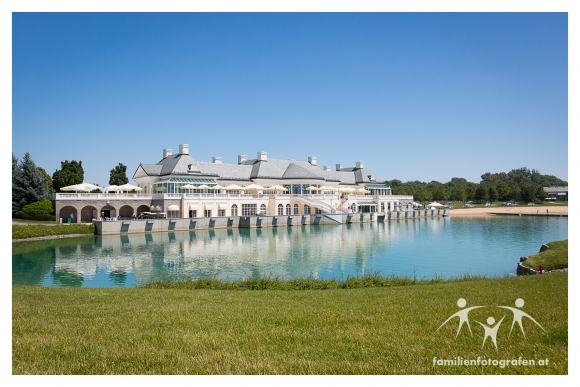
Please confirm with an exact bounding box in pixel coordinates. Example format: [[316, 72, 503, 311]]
[[543, 186, 568, 201]]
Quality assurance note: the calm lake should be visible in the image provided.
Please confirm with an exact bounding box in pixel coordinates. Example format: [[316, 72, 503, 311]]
[[13, 216, 568, 288]]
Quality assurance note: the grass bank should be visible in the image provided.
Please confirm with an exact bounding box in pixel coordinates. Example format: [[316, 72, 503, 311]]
[[12, 223, 95, 240], [13, 273, 567, 374], [143, 272, 490, 290], [523, 240, 568, 271]]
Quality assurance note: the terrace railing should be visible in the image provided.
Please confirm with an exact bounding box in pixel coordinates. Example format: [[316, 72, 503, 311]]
[[53, 193, 152, 200]]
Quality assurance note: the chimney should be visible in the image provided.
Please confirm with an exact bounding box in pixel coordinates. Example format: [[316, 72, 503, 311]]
[[308, 156, 317, 166], [238, 155, 247, 164], [356, 161, 364, 169], [323, 166, 331, 171], [212, 156, 222, 164], [336, 163, 343, 171], [179, 144, 189, 155], [163, 148, 172, 158], [258, 151, 267, 161]]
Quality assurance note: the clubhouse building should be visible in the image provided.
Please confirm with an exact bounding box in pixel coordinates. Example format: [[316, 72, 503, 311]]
[[53, 144, 413, 223]]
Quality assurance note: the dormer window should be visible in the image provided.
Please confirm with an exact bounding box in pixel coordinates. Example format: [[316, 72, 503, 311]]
[[188, 164, 199, 173], [368, 175, 376, 181]]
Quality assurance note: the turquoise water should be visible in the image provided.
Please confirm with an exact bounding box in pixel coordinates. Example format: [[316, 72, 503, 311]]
[[12, 216, 568, 287]]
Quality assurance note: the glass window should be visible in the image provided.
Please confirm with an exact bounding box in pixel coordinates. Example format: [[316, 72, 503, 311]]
[[189, 210, 197, 218], [204, 210, 211, 217], [304, 205, 310, 215], [293, 204, 299, 215], [168, 211, 179, 219], [315, 208, 322, 214], [286, 204, 291, 215], [242, 204, 257, 216], [260, 204, 266, 215], [231, 204, 238, 217], [277, 204, 284, 216], [218, 209, 225, 216]]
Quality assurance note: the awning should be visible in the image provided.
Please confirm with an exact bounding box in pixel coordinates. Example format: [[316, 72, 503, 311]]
[[217, 203, 228, 209], [189, 204, 199, 210], [558, 193, 566, 195], [357, 201, 377, 206], [167, 205, 180, 211], [204, 204, 214, 210]]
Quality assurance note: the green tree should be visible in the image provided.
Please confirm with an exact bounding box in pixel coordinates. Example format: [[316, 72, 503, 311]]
[[12, 152, 49, 215], [52, 160, 84, 192], [450, 185, 467, 202], [465, 183, 478, 201], [495, 181, 511, 201], [536, 186, 548, 202], [109, 163, 129, 186], [474, 184, 489, 203], [37, 167, 55, 194], [488, 184, 499, 202], [520, 182, 537, 202], [12, 153, 24, 215], [392, 186, 407, 195], [414, 185, 432, 202], [384, 179, 403, 189]]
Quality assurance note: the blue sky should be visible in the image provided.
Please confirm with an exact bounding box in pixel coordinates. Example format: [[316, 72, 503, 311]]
[[11, 12, 568, 186]]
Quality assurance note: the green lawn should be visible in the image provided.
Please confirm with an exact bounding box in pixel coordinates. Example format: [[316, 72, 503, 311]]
[[523, 240, 568, 271], [12, 223, 94, 239], [13, 273, 567, 374]]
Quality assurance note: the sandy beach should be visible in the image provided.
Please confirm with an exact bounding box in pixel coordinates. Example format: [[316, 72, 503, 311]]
[[449, 205, 568, 217]]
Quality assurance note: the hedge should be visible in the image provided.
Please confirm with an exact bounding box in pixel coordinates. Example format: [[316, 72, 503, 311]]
[[16, 213, 56, 221], [12, 224, 95, 240]]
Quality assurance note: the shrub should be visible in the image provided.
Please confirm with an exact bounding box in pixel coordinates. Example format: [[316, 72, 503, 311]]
[[21, 199, 53, 215], [16, 212, 56, 221], [12, 224, 95, 239]]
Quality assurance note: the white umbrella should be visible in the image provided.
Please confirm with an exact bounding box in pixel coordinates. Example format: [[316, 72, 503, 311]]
[[196, 184, 211, 191], [244, 184, 265, 191], [61, 183, 102, 192], [225, 184, 243, 190], [119, 183, 143, 192], [305, 186, 320, 191], [60, 184, 81, 192], [269, 185, 288, 192], [355, 188, 370, 194], [427, 202, 444, 208], [180, 184, 197, 190], [319, 186, 338, 192], [338, 187, 356, 193], [104, 185, 122, 192]]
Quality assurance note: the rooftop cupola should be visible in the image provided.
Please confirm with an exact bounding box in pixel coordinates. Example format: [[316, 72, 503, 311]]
[[238, 155, 247, 164], [308, 156, 317, 166], [356, 161, 364, 169], [212, 156, 222, 164], [258, 151, 267, 161], [163, 148, 172, 158], [336, 163, 343, 171]]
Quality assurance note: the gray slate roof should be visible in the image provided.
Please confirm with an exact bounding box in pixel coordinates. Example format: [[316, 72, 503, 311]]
[[138, 152, 378, 185]]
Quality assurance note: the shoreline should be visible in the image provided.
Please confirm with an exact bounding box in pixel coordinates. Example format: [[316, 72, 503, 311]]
[[12, 233, 92, 243], [449, 205, 568, 217]]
